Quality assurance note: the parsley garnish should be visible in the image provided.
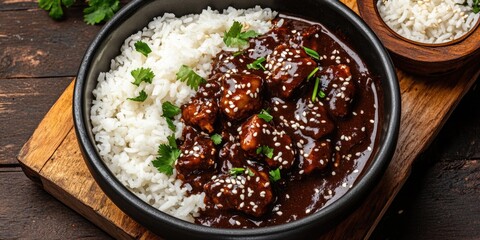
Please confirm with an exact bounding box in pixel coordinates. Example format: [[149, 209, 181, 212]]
[[257, 109, 273, 122], [223, 21, 259, 47], [211, 134, 222, 145], [128, 90, 148, 102], [256, 146, 274, 158], [176, 65, 206, 90], [318, 90, 326, 99], [247, 57, 266, 70], [303, 46, 320, 60], [134, 41, 152, 57], [307, 67, 320, 81], [246, 168, 255, 177], [233, 50, 244, 57], [38, 0, 74, 20], [269, 168, 281, 182], [162, 101, 181, 131], [83, 0, 120, 25], [131, 67, 154, 86], [230, 167, 245, 176], [151, 134, 180, 176]]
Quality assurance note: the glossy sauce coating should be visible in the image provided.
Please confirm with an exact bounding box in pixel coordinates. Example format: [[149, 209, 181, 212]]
[[177, 15, 382, 228]]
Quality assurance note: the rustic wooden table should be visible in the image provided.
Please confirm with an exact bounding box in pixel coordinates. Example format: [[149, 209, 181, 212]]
[[1, 1, 479, 239]]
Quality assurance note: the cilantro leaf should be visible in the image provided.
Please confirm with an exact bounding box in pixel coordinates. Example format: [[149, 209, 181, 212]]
[[162, 101, 181, 131], [229, 167, 245, 176], [303, 46, 320, 60], [256, 146, 274, 158], [269, 168, 281, 182], [223, 21, 259, 47], [318, 90, 326, 99], [152, 134, 180, 176], [247, 57, 266, 70], [257, 109, 273, 122], [167, 134, 177, 149], [211, 134, 222, 145], [162, 101, 181, 118], [246, 168, 255, 177], [127, 90, 148, 102], [83, 0, 120, 25], [134, 41, 152, 57], [176, 65, 206, 90], [131, 67, 154, 86], [39, 0, 73, 20]]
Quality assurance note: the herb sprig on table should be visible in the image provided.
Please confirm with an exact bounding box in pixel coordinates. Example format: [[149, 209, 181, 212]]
[[38, 0, 120, 25]]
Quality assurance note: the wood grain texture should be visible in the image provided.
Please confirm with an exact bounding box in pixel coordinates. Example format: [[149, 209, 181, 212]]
[[0, 77, 71, 165], [357, 1, 480, 76]]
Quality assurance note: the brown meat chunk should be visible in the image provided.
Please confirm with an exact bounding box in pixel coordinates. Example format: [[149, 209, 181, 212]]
[[204, 167, 273, 217], [271, 97, 335, 140], [176, 131, 216, 191], [239, 115, 296, 169], [266, 44, 317, 98], [181, 79, 220, 133], [320, 64, 356, 118], [219, 74, 263, 120], [218, 141, 247, 174], [298, 140, 332, 175]]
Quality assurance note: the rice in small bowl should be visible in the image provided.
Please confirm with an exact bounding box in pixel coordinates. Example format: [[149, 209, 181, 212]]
[[74, 0, 400, 239]]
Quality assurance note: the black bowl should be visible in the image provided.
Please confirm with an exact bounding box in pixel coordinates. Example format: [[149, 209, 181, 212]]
[[74, 0, 400, 239]]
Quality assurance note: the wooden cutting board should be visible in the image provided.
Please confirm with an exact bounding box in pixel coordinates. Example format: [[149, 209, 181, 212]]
[[16, 1, 480, 239]]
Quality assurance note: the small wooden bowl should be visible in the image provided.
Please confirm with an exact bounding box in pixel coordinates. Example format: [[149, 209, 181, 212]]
[[358, 0, 480, 76]]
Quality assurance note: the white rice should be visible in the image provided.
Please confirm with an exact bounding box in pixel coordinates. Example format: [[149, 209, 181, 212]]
[[377, 0, 480, 44], [90, 6, 276, 221]]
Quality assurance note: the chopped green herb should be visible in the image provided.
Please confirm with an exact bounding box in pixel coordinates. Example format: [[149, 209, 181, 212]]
[[246, 168, 255, 177], [269, 168, 281, 182], [303, 46, 320, 60], [307, 67, 320, 81], [162, 101, 181, 131], [473, 0, 480, 13], [134, 41, 152, 57], [318, 90, 326, 99], [312, 77, 321, 102], [167, 134, 177, 149], [83, 0, 120, 25], [256, 146, 274, 159], [162, 101, 181, 118], [38, 0, 74, 20], [223, 21, 259, 47], [127, 90, 148, 102], [152, 134, 180, 176], [247, 57, 266, 70], [230, 167, 245, 176], [211, 134, 222, 145], [131, 67, 154, 86], [233, 50, 244, 57], [176, 65, 206, 90], [257, 109, 273, 122]]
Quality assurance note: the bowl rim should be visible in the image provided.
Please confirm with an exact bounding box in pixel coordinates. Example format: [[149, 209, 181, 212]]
[[74, 0, 400, 237]]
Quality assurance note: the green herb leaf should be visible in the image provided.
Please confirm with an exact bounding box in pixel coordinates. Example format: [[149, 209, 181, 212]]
[[152, 134, 180, 176], [39, 0, 71, 20], [162, 101, 181, 118], [256, 146, 274, 159], [303, 46, 320, 60], [247, 57, 266, 70], [134, 41, 152, 57], [127, 90, 148, 102], [176, 65, 206, 90], [233, 50, 244, 57], [229, 167, 245, 176], [167, 134, 177, 149], [83, 0, 120, 25], [318, 90, 326, 99], [162, 101, 181, 131], [269, 168, 281, 182], [312, 77, 321, 102], [211, 134, 222, 145], [246, 168, 255, 177], [257, 109, 273, 122], [307, 67, 320, 81], [223, 21, 259, 47], [131, 67, 154, 86]]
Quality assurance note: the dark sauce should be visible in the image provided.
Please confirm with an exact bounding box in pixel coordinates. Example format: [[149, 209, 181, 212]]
[[176, 14, 382, 228]]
